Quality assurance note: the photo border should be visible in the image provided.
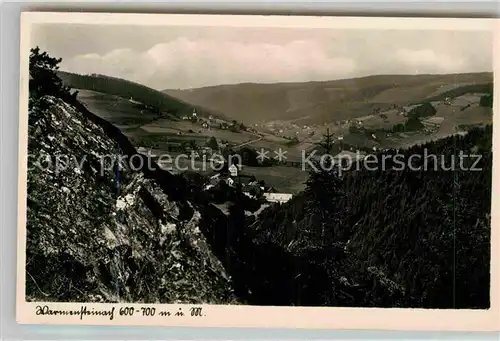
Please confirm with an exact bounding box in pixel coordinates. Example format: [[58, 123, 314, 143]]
[[16, 11, 500, 331]]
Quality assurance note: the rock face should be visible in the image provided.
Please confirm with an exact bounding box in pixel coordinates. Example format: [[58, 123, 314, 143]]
[[26, 95, 235, 303]]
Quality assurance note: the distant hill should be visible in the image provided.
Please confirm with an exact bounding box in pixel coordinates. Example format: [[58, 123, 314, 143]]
[[164, 73, 493, 125], [57, 71, 216, 118]]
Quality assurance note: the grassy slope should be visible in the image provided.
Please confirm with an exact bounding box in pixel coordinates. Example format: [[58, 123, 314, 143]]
[[164, 73, 493, 124], [72, 89, 161, 131]]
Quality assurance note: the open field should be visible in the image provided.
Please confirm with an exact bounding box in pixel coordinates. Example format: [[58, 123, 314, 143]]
[[360, 109, 407, 130], [141, 118, 259, 145], [74, 74, 492, 194], [149, 153, 308, 193], [241, 165, 308, 193], [75, 73, 492, 168], [339, 93, 493, 150], [75, 89, 261, 150], [75, 89, 159, 131], [245, 135, 318, 162], [250, 135, 294, 149], [135, 145, 309, 194], [130, 131, 210, 150]]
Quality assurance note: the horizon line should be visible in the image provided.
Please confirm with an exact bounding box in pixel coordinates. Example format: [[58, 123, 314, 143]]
[[57, 68, 494, 92]]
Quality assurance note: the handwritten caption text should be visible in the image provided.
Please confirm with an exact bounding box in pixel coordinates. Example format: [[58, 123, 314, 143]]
[[35, 305, 204, 321]]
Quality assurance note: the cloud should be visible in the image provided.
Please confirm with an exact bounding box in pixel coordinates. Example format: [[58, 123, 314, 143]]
[[393, 48, 467, 74], [60, 33, 491, 90], [62, 38, 356, 89], [36, 24, 492, 90]]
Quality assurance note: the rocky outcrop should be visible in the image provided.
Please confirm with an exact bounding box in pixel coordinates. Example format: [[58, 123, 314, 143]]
[[26, 95, 235, 303]]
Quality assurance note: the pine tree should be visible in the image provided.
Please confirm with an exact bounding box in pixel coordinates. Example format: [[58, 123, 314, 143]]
[[29, 47, 71, 100], [206, 136, 219, 150], [318, 128, 335, 154], [304, 158, 345, 246]]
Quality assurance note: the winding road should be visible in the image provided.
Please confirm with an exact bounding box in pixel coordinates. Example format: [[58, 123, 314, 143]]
[[233, 133, 264, 148]]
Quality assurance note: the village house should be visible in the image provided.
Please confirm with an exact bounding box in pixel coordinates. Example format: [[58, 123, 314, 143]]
[[228, 164, 239, 177], [128, 97, 141, 105], [263, 193, 293, 204], [203, 174, 221, 190], [137, 146, 150, 154], [226, 177, 235, 187]]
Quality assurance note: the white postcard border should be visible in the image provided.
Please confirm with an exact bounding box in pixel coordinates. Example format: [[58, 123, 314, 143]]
[[16, 12, 500, 331]]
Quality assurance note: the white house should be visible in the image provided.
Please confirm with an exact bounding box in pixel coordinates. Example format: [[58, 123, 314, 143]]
[[229, 164, 239, 177], [243, 192, 293, 204], [263, 193, 293, 204]]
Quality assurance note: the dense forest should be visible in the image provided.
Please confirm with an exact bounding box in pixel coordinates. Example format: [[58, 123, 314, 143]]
[[223, 126, 492, 308], [408, 102, 437, 119], [480, 94, 494, 108]]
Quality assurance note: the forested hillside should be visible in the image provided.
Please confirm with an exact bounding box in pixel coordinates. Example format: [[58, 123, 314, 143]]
[[165, 73, 493, 124], [57, 70, 212, 117], [223, 126, 492, 308]]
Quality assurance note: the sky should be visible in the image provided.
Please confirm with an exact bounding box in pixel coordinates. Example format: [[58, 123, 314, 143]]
[[31, 24, 493, 90]]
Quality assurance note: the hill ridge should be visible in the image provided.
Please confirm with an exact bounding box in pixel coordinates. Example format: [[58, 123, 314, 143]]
[[163, 71, 493, 92], [56, 70, 222, 119], [164, 72, 493, 125]]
